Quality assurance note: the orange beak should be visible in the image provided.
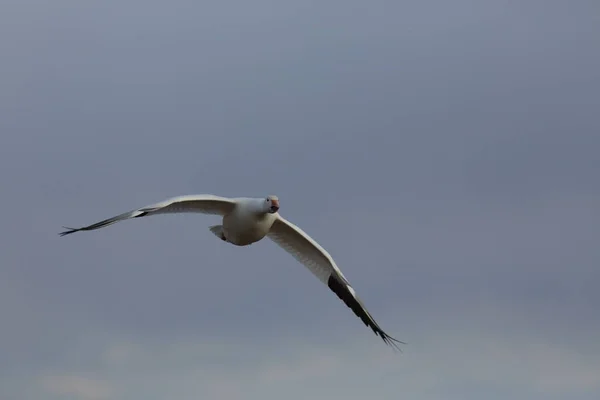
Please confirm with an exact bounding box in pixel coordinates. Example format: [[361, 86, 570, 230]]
[[270, 199, 280, 212]]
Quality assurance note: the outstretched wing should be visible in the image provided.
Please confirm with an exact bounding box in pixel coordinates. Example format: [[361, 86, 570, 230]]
[[267, 215, 405, 350], [59, 194, 236, 236]]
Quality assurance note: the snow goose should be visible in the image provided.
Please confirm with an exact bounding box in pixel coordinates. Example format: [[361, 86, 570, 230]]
[[60, 194, 404, 349]]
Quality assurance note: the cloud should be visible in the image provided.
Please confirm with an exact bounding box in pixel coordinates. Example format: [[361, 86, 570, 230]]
[[40, 375, 112, 400], [527, 345, 600, 394], [29, 324, 600, 400], [0, 0, 599, 400]]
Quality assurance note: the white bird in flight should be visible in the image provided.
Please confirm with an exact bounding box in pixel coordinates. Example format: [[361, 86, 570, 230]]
[[60, 194, 404, 349]]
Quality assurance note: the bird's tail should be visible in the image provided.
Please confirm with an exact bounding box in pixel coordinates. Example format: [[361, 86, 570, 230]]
[[208, 225, 226, 241]]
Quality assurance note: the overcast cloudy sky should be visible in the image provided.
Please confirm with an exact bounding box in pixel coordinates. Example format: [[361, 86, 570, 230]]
[[1, 1, 599, 399]]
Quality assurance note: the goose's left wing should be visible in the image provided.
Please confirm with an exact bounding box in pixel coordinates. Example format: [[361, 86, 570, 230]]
[[267, 215, 404, 349]]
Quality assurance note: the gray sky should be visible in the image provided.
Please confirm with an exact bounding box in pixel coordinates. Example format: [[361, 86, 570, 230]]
[[1, 1, 599, 399]]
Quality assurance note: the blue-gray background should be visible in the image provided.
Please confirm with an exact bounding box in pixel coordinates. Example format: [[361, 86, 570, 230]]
[[1, 1, 599, 399]]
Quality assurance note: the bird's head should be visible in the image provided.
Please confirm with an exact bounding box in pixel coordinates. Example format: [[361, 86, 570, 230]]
[[263, 195, 280, 214]]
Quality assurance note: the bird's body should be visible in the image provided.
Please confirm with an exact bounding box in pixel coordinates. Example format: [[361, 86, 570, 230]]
[[220, 198, 278, 245], [60, 194, 404, 350]]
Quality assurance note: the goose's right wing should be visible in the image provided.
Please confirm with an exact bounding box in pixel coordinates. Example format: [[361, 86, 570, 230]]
[[59, 194, 236, 236]]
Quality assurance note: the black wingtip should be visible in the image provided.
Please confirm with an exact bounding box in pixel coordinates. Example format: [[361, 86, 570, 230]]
[[58, 227, 80, 237], [379, 332, 406, 353], [327, 274, 406, 352]]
